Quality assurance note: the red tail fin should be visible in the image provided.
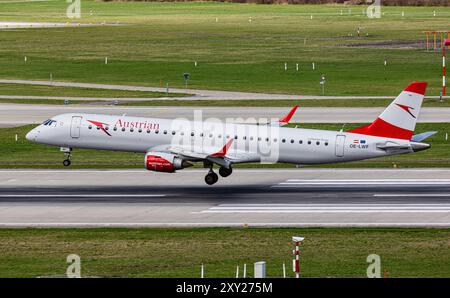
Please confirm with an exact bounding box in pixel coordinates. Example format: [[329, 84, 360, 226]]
[[348, 82, 427, 140]]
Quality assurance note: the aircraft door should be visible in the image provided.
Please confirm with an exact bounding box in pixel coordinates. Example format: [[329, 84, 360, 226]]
[[70, 116, 82, 138], [335, 135, 346, 157]]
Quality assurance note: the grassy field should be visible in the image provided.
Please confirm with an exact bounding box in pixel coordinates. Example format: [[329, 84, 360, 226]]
[[0, 83, 187, 98], [2, 97, 450, 107], [0, 1, 449, 96], [1, 123, 448, 168], [0, 227, 448, 278]]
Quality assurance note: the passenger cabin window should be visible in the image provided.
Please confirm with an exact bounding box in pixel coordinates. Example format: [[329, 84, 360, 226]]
[[113, 127, 118, 131], [121, 127, 126, 132]]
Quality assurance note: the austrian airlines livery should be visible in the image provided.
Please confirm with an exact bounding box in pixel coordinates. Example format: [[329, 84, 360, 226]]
[[26, 82, 435, 185]]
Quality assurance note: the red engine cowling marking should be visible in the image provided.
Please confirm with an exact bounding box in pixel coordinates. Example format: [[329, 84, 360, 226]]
[[145, 155, 174, 172]]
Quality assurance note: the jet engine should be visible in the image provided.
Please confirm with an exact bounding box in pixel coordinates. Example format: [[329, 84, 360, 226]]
[[145, 152, 192, 173]]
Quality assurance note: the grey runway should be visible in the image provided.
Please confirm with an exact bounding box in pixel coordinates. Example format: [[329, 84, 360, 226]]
[[0, 169, 449, 227], [1, 79, 449, 101], [1, 103, 450, 127]]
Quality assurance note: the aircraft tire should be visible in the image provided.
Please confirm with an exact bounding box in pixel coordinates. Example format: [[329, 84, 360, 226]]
[[219, 166, 232, 177], [205, 172, 219, 185]]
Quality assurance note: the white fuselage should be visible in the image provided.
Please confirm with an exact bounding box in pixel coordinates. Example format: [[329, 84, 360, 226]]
[[26, 113, 415, 165]]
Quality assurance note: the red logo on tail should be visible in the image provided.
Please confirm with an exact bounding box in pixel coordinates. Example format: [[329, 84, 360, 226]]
[[395, 104, 416, 119]]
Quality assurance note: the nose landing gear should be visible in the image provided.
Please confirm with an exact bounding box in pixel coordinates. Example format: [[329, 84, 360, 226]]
[[61, 147, 72, 167]]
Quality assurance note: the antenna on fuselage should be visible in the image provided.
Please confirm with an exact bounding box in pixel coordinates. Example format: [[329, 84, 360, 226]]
[[340, 123, 346, 133], [122, 113, 126, 117]]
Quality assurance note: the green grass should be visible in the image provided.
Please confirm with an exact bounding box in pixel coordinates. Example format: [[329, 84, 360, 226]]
[[1, 123, 449, 169], [120, 98, 450, 107], [0, 228, 448, 278], [0, 98, 93, 105], [1, 97, 450, 107], [0, 1, 449, 96], [0, 83, 187, 98]]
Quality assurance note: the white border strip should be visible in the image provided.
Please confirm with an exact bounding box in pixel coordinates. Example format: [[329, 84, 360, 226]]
[[0, 222, 449, 228]]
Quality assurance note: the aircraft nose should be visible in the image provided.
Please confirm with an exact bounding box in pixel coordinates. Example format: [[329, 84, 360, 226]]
[[26, 129, 37, 141]]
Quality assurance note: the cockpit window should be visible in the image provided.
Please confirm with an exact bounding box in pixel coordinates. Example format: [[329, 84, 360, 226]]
[[42, 119, 57, 126]]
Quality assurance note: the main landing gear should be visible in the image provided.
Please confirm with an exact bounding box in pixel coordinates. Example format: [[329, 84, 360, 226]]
[[204, 164, 233, 185], [205, 170, 219, 185], [219, 166, 232, 178], [61, 147, 72, 167]]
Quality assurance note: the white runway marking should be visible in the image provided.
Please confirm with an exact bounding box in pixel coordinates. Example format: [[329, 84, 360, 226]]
[[275, 179, 450, 187], [374, 194, 450, 197], [0, 194, 166, 198], [197, 204, 450, 213]]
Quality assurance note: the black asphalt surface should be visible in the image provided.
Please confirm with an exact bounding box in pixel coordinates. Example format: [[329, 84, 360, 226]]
[[1, 184, 449, 204]]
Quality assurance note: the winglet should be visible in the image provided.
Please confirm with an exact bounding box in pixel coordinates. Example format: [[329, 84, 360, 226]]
[[278, 105, 299, 124], [211, 139, 234, 157]]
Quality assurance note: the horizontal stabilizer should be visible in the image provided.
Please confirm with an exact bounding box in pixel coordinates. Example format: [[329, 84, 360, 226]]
[[411, 131, 437, 142]]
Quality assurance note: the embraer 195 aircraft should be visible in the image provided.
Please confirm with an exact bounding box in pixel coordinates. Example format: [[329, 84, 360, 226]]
[[26, 82, 435, 185]]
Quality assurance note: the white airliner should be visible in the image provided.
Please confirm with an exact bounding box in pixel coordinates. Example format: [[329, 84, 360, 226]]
[[26, 82, 435, 185]]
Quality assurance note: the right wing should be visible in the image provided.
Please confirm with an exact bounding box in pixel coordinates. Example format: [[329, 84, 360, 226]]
[[157, 139, 259, 168]]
